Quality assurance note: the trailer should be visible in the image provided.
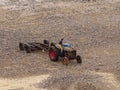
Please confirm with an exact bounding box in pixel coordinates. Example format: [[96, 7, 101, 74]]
[[19, 40, 51, 53]]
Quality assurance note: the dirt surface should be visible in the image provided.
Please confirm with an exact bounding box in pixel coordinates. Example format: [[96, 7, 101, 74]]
[[0, 0, 120, 90]]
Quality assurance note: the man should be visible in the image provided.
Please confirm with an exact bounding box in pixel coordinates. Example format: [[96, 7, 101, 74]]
[[56, 38, 64, 54], [59, 38, 64, 45]]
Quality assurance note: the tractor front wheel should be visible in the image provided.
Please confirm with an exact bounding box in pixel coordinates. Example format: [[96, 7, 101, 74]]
[[62, 57, 69, 66], [76, 55, 82, 64]]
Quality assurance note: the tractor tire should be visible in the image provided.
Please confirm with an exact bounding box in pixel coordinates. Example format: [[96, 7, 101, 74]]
[[76, 55, 82, 64], [44, 40, 49, 45], [49, 46, 59, 61], [19, 43, 24, 50], [62, 57, 68, 66], [25, 45, 31, 53]]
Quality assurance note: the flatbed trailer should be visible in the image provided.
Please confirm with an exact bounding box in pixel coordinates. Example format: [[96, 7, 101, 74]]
[[19, 40, 50, 53]]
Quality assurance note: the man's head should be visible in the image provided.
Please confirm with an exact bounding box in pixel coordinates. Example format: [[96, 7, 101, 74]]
[[61, 38, 64, 41]]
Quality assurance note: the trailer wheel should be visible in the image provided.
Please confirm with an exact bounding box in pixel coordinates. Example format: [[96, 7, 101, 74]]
[[25, 45, 31, 53], [62, 57, 68, 66], [19, 43, 24, 50], [49, 46, 59, 61], [76, 55, 82, 63]]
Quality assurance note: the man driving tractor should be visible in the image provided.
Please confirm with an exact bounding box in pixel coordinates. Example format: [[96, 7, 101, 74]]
[[57, 38, 71, 55], [19, 38, 82, 65]]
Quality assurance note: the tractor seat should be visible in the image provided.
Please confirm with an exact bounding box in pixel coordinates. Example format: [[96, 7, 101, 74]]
[[62, 43, 71, 48]]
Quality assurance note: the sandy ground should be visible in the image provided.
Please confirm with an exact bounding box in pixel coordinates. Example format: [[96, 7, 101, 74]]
[[0, 0, 120, 90], [0, 74, 49, 90]]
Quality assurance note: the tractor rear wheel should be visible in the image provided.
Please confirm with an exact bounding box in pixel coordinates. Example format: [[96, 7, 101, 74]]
[[76, 55, 82, 63], [49, 46, 59, 61], [62, 57, 68, 65]]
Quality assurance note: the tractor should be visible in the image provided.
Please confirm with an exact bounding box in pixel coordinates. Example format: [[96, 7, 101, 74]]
[[49, 39, 82, 65]]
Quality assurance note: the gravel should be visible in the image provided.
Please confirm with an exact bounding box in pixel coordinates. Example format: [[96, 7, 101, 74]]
[[0, 0, 120, 90]]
